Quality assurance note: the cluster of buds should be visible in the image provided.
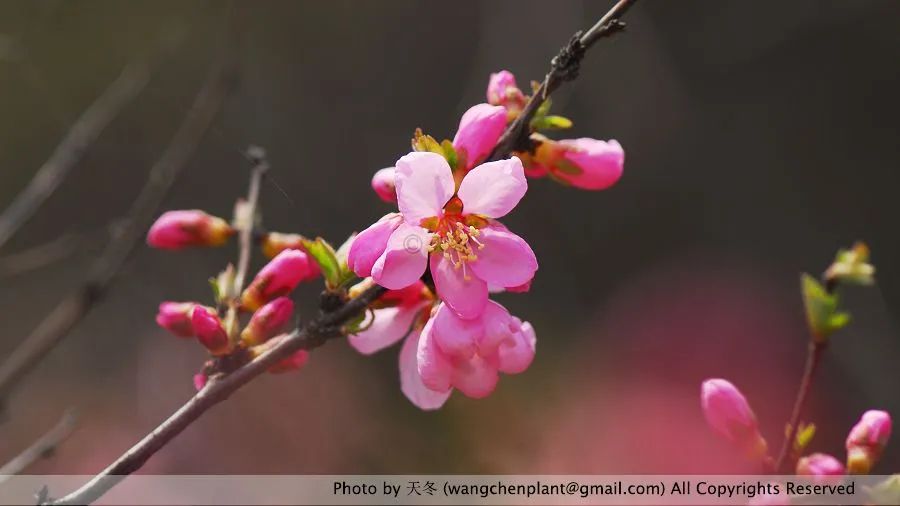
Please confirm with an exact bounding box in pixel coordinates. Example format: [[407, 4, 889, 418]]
[[148, 206, 320, 389]]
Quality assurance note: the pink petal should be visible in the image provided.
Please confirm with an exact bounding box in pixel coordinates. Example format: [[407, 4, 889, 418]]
[[452, 104, 507, 170], [371, 223, 431, 290], [394, 152, 455, 225], [429, 254, 488, 320], [451, 354, 499, 399], [558, 138, 625, 190], [477, 300, 513, 355], [430, 302, 482, 359], [417, 316, 454, 393], [400, 331, 451, 410], [497, 319, 536, 374], [349, 305, 421, 355], [469, 226, 537, 288], [348, 214, 401, 277], [457, 157, 527, 218]]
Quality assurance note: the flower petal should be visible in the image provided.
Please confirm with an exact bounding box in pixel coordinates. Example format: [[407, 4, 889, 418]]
[[348, 214, 401, 277], [469, 226, 537, 288], [394, 152, 455, 224], [431, 302, 482, 359], [349, 305, 420, 355], [477, 300, 513, 355], [457, 157, 527, 218], [400, 331, 451, 410], [558, 138, 625, 190], [452, 103, 507, 169], [451, 354, 499, 399], [430, 254, 488, 320], [497, 319, 536, 374], [417, 316, 454, 393], [371, 223, 430, 290]]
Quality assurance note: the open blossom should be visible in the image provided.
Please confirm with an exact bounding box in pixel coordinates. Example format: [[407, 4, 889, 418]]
[[417, 301, 536, 400], [700, 379, 768, 460], [526, 137, 624, 190], [796, 453, 845, 479], [846, 410, 892, 474], [371, 167, 397, 203], [190, 307, 230, 355], [240, 249, 317, 311], [156, 301, 198, 338], [453, 103, 507, 171], [147, 210, 233, 250], [240, 297, 294, 346], [348, 281, 431, 355], [349, 152, 537, 319], [486, 70, 526, 115]]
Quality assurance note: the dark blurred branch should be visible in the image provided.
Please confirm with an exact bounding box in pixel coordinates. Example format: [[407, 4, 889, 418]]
[[487, 0, 637, 160], [0, 53, 237, 411], [0, 410, 77, 480], [0, 232, 80, 278], [233, 147, 269, 295]]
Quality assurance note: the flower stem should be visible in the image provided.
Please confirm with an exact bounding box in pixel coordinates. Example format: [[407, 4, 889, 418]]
[[774, 340, 827, 473]]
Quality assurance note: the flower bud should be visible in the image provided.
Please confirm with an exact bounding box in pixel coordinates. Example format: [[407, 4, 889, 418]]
[[486, 70, 526, 114], [240, 297, 294, 346], [240, 249, 317, 311], [452, 103, 507, 171], [531, 137, 624, 190], [846, 410, 892, 474], [701, 379, 768, 460], [261, 232, 307, 259], [190, 306, 230, 356], [147, 210, 233, 250], [268, 349, 309, 374], [156, 301, 198, 338], [193, 372, 208, 391], [796, 453, 845, 479], [371, 167, 397, 203]]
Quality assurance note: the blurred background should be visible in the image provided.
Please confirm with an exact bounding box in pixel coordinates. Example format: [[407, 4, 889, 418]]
[[0, 0, 898, 476]]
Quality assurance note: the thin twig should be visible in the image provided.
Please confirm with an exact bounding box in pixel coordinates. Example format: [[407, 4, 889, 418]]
[[0, 409, 78, 480], [486, 0, 637, 161], [232, 147, 269, 294], [0, 51, 237, 410], [774, 341, 826, 473], [0, 232, 80, 278]]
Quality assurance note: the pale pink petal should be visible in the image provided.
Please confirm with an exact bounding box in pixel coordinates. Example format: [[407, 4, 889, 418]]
[[476, 300, 513, 355], [394, 152, 455, 225], [417, 316, 454, 393], [349, 305, 419, 355], [452, 104, 507, 169], [457, 157, 527, 218], [557, 138, 625, 190], [451, 354, 499, 399], [497, 319, 536, 374], [348, 214, 401, 277], [430, 254, 488, 320], [469, 226, 537, 288], [400, 331, 451, 410], [431, 302, 482, 359], [371, 223, 430, 290]]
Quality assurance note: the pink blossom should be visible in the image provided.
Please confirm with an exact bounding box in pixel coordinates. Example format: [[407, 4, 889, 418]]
[[193, 372, 208, 391], [371, 167, 397, 203], [700, 378, 768, 459], [452, 103, 507, 171], [417, 301, 536, 400], [240, 297, 294, 346], [348, 281, 431, 355], [796, 453, 845, 479], [486, 70, 526, 112], [241, 249, 317, 311], [147, 210, 233, 250], [156, 301, 198, 338], [348, 152, 537, 319], [530, 137, 625, 190], [846, 410, 892, 474], [190, 307, 230, 356]]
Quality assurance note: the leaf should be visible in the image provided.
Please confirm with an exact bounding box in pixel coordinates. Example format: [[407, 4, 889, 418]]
[[794, 422, 816, 451], [411, 129, 443, 155], [801, 273, 849, 342], [825, 241, 875, 286], [302, 237, 342, 289], [531, 114, 573, 131], [440, 140, 459, 170]]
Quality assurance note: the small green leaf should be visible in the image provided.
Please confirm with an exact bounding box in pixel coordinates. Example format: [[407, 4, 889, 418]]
[[531, 115, 573, 131], [440, 140, 459, 170], [411, 129, 444, 155], [794, 422, 816, 451], [826, 242, 875, 286], [208, 277, 221, 303], [302, 237, 342, 289], [801, 273, 849, 342]]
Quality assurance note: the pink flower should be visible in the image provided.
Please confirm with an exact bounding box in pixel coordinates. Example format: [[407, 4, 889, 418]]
[[348, 152, 537, 319], [530, 137, 624, 190], [452, 103, 507, 171], [240, 249, 317, 311], [486, 70, 526, 113], [417, 301, 536, 400], [700, 378, 768, 459], [147, 210, 234, 250], [371, 167, 397, 203], [156, 301, 198, 338], [796, 453, 845, 479], [846, 409, 892, 474], [348, 281, 431, 355], [190, 307, 230, 356], [240, 297, 294, 346]]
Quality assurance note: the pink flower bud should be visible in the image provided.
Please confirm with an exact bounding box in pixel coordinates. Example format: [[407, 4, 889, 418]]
[[240, 249, 317, 311], [796, 453, 845, 479], [193, 372, 208, 391], [240, 297, 294, 346], [268, 349, 309, 374], [156, 301, 198, 338], [261, 232, 306, 259], [147, 210, 234, 250], [701, 379, 768, 459], [452, 103, 507, 171], [533, 137, 625, 190], [371, 167, 397, 203], [486, 70, 526, 112], [190, 307, 230, 356], [846, 410, 892, 474]]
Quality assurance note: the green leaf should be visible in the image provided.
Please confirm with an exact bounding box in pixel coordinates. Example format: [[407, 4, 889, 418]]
[[531, 114, 573, 131], [440, 140, 459, 170], [208, 277, 221, 304], [801, 273, 849, 342], [826, 242, 875, 286], [302, 237, 342, 289], [794, 422, 816, 451]]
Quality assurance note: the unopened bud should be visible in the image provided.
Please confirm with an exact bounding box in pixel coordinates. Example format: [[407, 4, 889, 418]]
[[156, 301, 198, 338], [191, 306, 230, 356], [240, 249, 317, 311], [701, 379, 768, 460], [261, 232, 307, 259], [796, 453, 845, 480], [240, 297, 294, 346], [147, 210, 233, 250], [846, 410, 892, 474], [371, 167, 397, 203]]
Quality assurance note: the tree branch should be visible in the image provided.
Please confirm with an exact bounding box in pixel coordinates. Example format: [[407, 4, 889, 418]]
[[0, 409, 78, 480]]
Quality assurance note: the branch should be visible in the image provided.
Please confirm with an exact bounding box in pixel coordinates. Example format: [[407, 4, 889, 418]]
[[0, 232, 80, 278], [0, 410, 78, 480], [0, 51, 237, 410], [232, 147, 270, 294], [486, 0, 637, 161]]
